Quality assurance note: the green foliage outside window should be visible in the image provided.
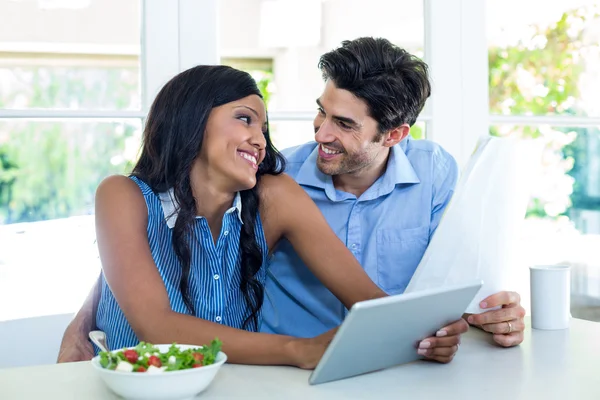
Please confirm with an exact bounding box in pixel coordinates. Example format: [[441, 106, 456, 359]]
[[0, 67, 140, 224], [2, 8, 599, 225], [488, 6, 600, 221]]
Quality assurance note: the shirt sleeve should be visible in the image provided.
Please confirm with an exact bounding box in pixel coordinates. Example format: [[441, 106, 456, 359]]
[[429, 150, 459, 240]]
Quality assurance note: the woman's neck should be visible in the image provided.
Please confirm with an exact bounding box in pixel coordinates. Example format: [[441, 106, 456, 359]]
[[189, 166, 236, 243]]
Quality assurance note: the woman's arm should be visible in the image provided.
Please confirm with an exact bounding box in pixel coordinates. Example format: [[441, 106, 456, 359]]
[[259, 175, 471, 365], [95, 175, 319, 367], [260, 174, 387, 309]]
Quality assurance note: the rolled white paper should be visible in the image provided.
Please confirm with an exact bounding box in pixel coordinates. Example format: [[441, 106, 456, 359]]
[[405, 135, 544, 313]]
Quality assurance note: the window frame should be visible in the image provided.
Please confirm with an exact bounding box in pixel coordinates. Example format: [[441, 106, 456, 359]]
[[2, 0, 597, 161], [0, 0, 219, 121]]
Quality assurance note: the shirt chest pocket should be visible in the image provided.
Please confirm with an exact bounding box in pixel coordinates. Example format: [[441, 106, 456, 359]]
[[376, 226, 430, 295]]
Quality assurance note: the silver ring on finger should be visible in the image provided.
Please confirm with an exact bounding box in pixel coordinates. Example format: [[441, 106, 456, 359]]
[[506, 321, 513, 334]]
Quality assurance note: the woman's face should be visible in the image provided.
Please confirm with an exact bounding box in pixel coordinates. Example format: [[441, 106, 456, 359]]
[[197, 94, 268, 192]]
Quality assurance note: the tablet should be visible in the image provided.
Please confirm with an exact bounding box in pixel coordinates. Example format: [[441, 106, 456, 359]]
[[309, 280, 483, 385]]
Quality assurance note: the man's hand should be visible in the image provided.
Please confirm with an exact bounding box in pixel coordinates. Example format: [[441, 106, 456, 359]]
[[467, 291, 526, 348], [56, 275, 102, 363], [417, 318, 468, 363], [56, 322, 94, 363]]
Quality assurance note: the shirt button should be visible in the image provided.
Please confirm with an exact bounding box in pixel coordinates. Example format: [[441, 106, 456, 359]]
[[215, 316, 222, 322], [223, 230, 229, 236], [350, 243, 358, 249], [213, 274, 220, 280]]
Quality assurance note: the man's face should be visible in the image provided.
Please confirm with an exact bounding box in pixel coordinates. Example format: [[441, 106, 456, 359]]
[[313, 80, 385, 176]]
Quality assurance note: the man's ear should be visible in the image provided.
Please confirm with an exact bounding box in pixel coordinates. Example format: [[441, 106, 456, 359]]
[[382, 124, 411, 147]]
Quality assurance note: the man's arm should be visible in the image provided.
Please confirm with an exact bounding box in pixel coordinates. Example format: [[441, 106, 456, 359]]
[[429, 149, 525, 347], [56, 274, 101, 362], [429, 148, 459, 240]]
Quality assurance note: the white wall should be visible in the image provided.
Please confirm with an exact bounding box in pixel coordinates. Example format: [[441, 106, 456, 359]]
[[0, 313, 74, 368], [0, 0, 139, 51]]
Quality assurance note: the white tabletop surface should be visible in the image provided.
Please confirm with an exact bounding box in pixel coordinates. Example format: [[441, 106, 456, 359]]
[[1, 318, 599, 399]]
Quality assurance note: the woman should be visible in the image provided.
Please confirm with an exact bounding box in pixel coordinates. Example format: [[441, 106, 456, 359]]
[[94, 65, 387, 369]]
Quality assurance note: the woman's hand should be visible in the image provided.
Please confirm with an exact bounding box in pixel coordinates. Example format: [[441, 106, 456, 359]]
[[287, 328, 338, 369], [418, 318, 469, 363]]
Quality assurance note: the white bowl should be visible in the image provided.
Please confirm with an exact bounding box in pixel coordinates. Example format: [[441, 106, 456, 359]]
[[91, 344, 227, 400]]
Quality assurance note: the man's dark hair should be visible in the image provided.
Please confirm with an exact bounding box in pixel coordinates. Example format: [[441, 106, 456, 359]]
[[318, 37, 431, 133]]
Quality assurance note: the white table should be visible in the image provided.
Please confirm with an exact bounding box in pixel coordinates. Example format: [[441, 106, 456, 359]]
[[1, 318, 599, 399]]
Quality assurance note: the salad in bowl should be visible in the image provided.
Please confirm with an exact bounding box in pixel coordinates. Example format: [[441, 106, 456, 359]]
[[92, 339, 227, 400]]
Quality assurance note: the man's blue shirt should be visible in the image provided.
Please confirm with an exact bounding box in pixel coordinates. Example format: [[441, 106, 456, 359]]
[[261, 137, 458, 337]]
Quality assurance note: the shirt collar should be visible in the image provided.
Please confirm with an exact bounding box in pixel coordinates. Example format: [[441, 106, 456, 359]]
[[296, 145, 333, 190], [295, 141, 420, 200], [383, 140, 421, 186], [158, 190, 243, 229]]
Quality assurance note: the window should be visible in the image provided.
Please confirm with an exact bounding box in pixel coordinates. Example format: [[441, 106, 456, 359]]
[[0, 119, 141, 321], [488, 0, 600, 117], [0, 0, 141, 111], [3, 0, 585, 324], [219, 0, 426, 150], [0, 0, 142, 322], [488, 0, 600, 321]]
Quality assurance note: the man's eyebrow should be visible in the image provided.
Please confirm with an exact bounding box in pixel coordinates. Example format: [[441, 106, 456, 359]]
[[316, 98, 361, 128]]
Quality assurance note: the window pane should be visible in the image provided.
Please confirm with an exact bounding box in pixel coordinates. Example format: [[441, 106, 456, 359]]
[[0, 119, 142, 321], [0, 0, 141, 110], [410, 122, 427, 141], [270, 120, 426, 152], [491, 124, 600, 322], [487, 0, 600, 117], [220, 0, 424, 112], [270, 120, 315, 151]]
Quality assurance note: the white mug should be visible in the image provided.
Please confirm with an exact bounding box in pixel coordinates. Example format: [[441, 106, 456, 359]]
[[529, 265, 570, 330]]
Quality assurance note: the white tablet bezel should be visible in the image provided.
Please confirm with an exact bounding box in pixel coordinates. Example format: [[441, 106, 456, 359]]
[[309, 280, 483, 385]]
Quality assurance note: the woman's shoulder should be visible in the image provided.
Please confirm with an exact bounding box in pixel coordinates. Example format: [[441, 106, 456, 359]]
[[259, 173, 301, 197], [96, 175, 148, 212], [258, 173, 313, 223], [97, 174, 158, 198], [258, 173, 304, 208]]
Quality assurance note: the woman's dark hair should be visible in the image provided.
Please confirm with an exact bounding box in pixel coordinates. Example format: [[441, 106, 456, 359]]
[[318, 37, 431, 134], [132, 65, 285, 330]]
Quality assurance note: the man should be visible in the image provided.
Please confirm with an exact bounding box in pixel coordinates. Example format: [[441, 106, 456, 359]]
[[261, 38, 525, 352], [58, 37, 524, 363]]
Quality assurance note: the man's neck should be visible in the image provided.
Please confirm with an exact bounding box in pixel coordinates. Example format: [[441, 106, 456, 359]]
[[332, 150, 390, 198]]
